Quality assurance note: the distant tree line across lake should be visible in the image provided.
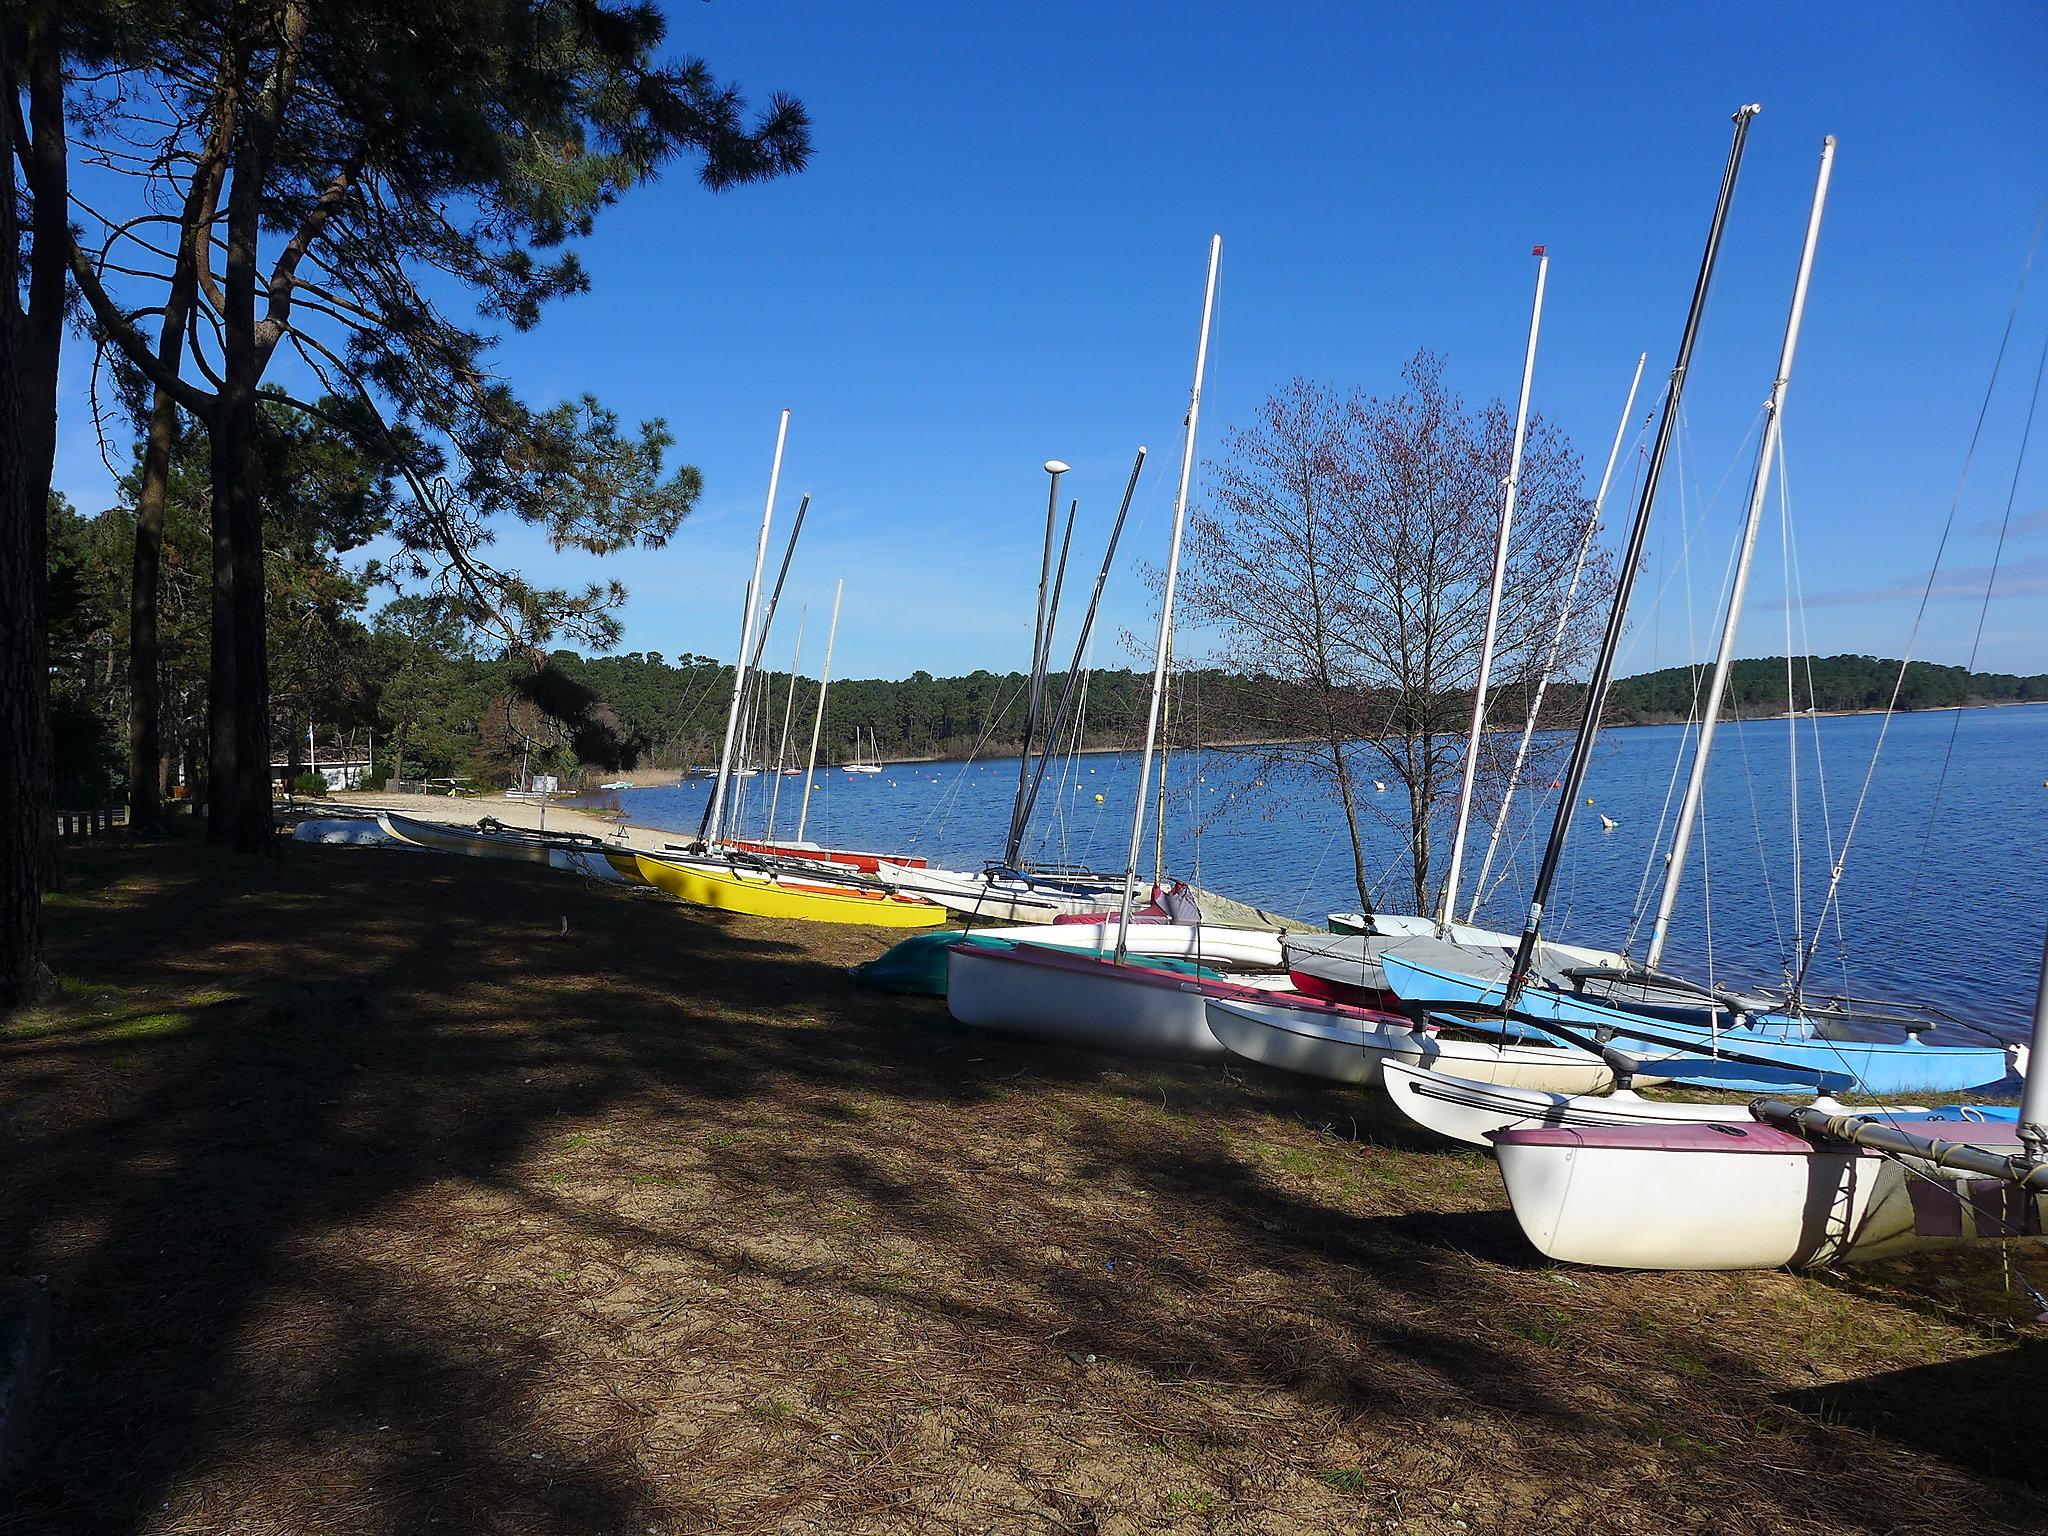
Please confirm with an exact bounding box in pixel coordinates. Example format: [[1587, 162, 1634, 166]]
[[1593, 654, 2048, 724], [241, 647, 2048, 793], [47, 490, 2047, 804]]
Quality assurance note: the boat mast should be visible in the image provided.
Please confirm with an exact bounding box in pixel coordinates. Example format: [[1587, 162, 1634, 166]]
[[733, 491, 811, 767], [1012, 447, 1148, 852], [1438, 246, 1550, 929], [1644, 135, 1835, 972], [1007, 489, 1079, 866], [2024, 921, 2048, 1151], [1008, 462, 1069, 862], [795, 580, 843, 844], [703, 409, 789, 847], [1503, 106, 1760, 1008], [1467, 351, 1648, 922], [765, 607, 807, 839], [1115, 234, 1221, 965]]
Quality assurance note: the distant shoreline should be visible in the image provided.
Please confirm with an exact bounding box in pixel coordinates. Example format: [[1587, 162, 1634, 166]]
[[619, 697, 2046, 779]]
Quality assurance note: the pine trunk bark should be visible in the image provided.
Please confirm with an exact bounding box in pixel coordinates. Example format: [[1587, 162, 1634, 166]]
[[1, 3, 66, 1005], [127, 379, 183, 834]]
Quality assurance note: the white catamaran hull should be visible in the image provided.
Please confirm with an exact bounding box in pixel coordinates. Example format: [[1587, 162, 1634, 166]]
[[874, 862, 1108, 924], [947, 944, 1300, 1061], [1207, 999, 1618, 1093], [1381, 1062, 1931, 1148], [955, 922, 1288, 972], [1490, 1118, 2044, 1270]]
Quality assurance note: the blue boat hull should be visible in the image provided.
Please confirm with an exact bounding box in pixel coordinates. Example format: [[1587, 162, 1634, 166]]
[[1380, 953, 2012, 1096]]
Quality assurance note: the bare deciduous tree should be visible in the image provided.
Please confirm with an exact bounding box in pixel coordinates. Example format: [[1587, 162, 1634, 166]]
[[1183, 354, 1614, 917]]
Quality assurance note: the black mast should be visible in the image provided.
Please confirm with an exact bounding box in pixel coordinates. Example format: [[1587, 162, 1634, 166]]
[[1503, 104, 1761, 1007]]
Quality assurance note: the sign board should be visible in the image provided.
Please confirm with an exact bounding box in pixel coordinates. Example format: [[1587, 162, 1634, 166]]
[[533, 775, 559, 794]]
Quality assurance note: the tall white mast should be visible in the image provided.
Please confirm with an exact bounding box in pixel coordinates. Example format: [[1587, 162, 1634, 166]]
[[1439, 247, 1549, 928], [1645, 135, 1834, 971], [1467, 351, 1648, 922], [795, 579, 843, 844], [765, 607, 806, 839], [2023, 922, 2048, 1146], [705, 409, 789, 847], [1114, 234, 1221, 965]]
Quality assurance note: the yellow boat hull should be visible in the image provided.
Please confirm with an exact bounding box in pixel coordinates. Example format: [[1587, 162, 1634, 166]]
[[632, 852, 947, 928], [604, 849, 653, 884]]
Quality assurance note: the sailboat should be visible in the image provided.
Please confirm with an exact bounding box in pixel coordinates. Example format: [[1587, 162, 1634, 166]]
[[1485, 923, 2046, 1269], [946, 236, 1413, 1058], [1378, 125, 2013, 1101], [863, 451, 1169, 925], [844, 728, 883, 773], [636, 416, 946, 927], [1202, 249, 1657, 1089]]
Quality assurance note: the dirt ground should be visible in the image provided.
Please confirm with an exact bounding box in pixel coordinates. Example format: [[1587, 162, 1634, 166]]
[[3, 836, 2045, 1535]]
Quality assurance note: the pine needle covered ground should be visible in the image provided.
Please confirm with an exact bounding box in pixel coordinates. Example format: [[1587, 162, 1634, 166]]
[[2, 838, 2044, 1535]]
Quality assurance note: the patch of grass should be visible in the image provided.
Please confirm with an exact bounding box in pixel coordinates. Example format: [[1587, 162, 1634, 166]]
[[1162, 1488, 1218, 1513], [101, 1010, 191, 1040], [1315, 1468, 1374, 1495]]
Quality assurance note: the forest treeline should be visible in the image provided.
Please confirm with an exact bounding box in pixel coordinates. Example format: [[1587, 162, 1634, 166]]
[[51, 518, 2044, 805], [1597, 655, 2048, 724]]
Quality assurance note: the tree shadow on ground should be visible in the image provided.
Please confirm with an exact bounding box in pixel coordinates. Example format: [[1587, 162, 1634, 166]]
[[1, 839, 2044, 1535]]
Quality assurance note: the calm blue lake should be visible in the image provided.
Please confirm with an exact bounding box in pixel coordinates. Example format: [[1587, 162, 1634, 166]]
[[596, 703, 2048, 1042]]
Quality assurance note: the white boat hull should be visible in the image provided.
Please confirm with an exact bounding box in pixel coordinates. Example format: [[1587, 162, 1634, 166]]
[[291, 817, 399, 846], [875, 862, 1100, 923], [952, 922, 1288, 972], [1204, 999, 1427, 1085], [1382, 1062, 1932, 1149], [1208, 997, 1618, 1093], [1491, 1118, 2046, 1270], [947, 944, 1249, 1060], [1492, 1126, 1913, 1269]]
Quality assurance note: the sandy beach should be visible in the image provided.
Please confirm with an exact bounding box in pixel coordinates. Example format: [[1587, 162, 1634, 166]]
[[310, 787, 678, 849]]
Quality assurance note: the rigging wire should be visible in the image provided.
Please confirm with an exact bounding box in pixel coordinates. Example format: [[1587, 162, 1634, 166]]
[[1791, 199, 2048, 1005], [1898, 325, 2048, 923]]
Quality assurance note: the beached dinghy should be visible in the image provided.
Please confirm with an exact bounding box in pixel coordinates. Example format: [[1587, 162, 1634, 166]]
[[946, 942, 1308, 1061], [1488, 911, 2047, 1270], [1284, 927, 1623, 1007], [946, 236, 1264, 1059], [379, 810, 618, 868], [291, 816, 399, 846], [731, 839, 927, 875], [872, 860, 1122, 924], [1383, 1058, 2005, 1147], [1492, 1111, 2043, 1270], [1382, 950, 2013, 1095], [1205, 997, 1618, 1093], [861, 920, 1285, 995], [630, 850, 947, 928]]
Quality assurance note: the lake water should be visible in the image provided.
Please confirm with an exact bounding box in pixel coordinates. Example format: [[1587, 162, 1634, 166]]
[[596, 703, 2048, 1042]]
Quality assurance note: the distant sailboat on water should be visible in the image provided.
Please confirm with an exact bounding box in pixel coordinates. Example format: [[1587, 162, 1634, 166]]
[[845, 727, 883, 774]]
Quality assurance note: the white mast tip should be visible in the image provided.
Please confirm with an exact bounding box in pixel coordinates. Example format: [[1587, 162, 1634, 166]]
[[1043, 460, 1070, 475]]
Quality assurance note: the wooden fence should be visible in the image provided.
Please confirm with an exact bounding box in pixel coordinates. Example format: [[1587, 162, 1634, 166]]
[[53, 807, 128, 840]]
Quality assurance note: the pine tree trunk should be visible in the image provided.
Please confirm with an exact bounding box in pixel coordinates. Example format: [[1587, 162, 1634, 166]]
[[127, 381, 182, 834], [207, 400, 274, 852], [1, 4, 65, 1005]]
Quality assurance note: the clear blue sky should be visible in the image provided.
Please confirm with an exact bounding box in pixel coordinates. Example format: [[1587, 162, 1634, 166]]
[[50, 0, 2048, 679]]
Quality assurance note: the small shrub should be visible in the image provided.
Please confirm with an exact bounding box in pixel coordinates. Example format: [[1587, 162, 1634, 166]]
[[292, 772, 329, 797]]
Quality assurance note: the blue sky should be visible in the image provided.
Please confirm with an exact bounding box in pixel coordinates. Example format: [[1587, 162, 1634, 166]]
[[51, 1, 2048, 679]]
